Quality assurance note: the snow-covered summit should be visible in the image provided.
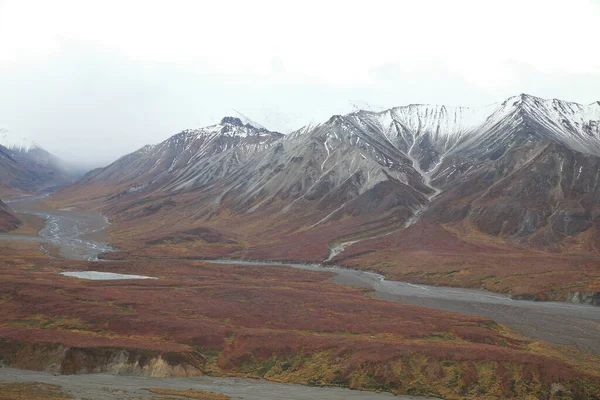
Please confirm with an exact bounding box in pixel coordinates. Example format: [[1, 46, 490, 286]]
[[322, 94, 600, 157], [171, 117, 283, 146], [80, 117, 285, 191]]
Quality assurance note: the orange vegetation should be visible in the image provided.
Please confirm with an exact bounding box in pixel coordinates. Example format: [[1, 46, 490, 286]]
[[48, 183, 600, 301], [333, 222, 600, 300], [0, 240, 599, 398]]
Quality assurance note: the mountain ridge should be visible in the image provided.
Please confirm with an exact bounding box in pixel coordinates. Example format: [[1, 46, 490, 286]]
[[0, 130, 73, 193], [51, 94, 600, 302], [59, 94, 600, 224]]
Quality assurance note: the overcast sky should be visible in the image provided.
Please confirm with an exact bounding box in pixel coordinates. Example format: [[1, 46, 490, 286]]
[[1, 0, 599, 168]]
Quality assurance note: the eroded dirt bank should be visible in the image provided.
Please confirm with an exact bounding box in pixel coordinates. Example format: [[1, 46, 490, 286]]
[[0, 339, 204, 377]]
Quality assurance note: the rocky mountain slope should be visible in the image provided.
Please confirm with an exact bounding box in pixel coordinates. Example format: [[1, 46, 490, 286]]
[[52, 94, 600, 299], [0, 129, 73, 192], [0, 199, 20, 232], [77, 117, 283, 195]]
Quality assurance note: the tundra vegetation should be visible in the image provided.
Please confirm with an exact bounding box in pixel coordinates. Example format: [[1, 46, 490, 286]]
[[0, 239, 599, 399]]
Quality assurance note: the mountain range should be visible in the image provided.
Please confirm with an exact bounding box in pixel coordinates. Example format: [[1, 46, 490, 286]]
[[50, 94, 600, 300], [0, 129, 73, 192]]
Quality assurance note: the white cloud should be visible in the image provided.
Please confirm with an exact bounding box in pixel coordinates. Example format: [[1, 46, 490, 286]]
[[0, 0, 599, 166]]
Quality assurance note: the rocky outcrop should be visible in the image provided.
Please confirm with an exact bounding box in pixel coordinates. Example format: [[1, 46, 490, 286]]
[[564, 291, 600, 306], [0, 339, 205, 377]]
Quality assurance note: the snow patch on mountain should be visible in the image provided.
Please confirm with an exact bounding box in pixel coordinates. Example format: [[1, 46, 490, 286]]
[[0, 128, 39, 153]]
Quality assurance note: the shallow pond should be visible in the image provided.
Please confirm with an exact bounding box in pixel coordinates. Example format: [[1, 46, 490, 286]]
[[61, 271, 158, 280]]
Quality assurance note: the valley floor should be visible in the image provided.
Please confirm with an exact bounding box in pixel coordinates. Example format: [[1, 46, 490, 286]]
[[0, 198, 599, 399]]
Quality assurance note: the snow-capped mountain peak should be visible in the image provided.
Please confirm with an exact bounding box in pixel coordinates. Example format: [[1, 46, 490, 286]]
[[176, 117, 283, 142], [0, 128, 40, 153], [80, 117, 285, 192], [331, 94, 600, 157]]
